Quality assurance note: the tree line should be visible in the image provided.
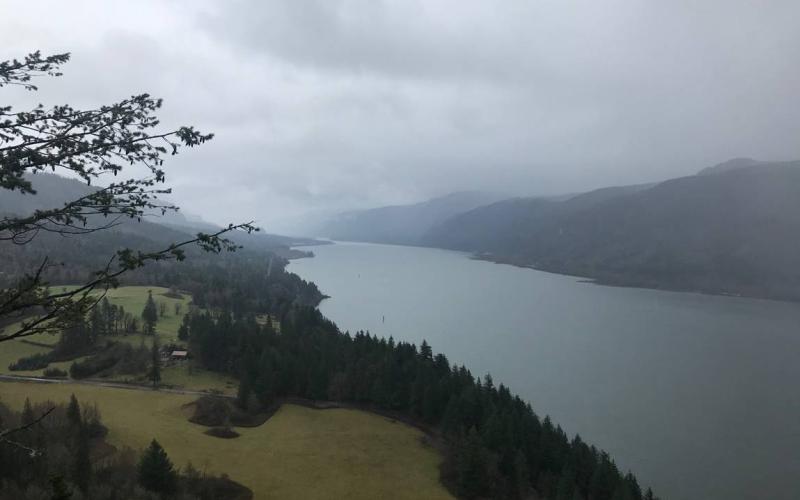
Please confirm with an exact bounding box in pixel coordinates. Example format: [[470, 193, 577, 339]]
[[184, 305, 658, 500], [0, 395, 251, 499]]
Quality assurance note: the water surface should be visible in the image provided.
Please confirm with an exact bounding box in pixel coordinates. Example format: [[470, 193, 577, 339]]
[[289, 241, 800, 500]]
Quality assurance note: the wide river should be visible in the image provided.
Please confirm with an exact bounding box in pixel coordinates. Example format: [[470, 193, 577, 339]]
[[289, 241, 800, 500]]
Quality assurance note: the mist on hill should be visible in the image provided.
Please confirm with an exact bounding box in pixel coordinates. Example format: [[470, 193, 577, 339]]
[[3, 1, 800, 232]]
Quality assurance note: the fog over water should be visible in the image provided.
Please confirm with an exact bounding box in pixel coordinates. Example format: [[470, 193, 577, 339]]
[[290, 241, 800, 500]]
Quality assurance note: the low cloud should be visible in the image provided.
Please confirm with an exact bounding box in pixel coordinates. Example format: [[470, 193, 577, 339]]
[[2, 0, 799, 233]]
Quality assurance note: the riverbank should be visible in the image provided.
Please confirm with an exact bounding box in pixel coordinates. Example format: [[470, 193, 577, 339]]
[[468, 252, 800, 303], [288, 240, 800, 500]]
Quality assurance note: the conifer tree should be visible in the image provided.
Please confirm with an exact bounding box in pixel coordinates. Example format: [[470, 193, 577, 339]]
[[137, 439, 177, 495], [237, 373, 253, 411], [142, 291, 158, 335], [72, 426, 91, 494], [89, 306, 104, 339], [456, 427, 490, 499], [512, 449, 530, 500], [178, 315, 190, 341], [49, 476, 73, 500], [556, 468, 577, 500], [420, 339, 433, 360], [66, 394, 81, 430], [149, 341, 161, 388], [21, 398, 34, 426]]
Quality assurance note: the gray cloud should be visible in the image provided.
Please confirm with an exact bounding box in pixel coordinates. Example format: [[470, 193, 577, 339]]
[[2, 0, 799, 234]]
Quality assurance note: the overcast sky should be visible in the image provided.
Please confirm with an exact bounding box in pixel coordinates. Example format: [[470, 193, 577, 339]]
[[2, 1, 799, 233]]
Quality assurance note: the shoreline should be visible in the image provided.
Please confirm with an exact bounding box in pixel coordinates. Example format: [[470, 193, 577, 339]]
[[468, 253, 800, 304]]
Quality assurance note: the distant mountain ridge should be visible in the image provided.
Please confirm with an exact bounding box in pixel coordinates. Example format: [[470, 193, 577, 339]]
[[697, 157, 767, 176], [315, 191, 506, 245], [421, 159, 800, 301], [0, 173, 324, 251]]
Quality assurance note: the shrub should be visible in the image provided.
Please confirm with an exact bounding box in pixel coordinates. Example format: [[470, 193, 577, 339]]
[[9, 352, 51, 371], [43, 367, 68, 378], [68, 342, 147, 379], [70, 351, 120, 379]]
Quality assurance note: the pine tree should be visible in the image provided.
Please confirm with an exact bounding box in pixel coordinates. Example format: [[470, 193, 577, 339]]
[[66, 394, 82, 431], [117, 305, 126, 335], [21, 397, 35, 426], [512, 449, 530, 499], [89, 306, 104, 339], [237, 373, 253, 411], [149, 341, 162, 388], [178, 314, 190, 341], [142, 290, 158, 335], [420, 339, 433, 360], [49, 476, 73, 500], [72, 426, 91, 494], [456, 427, 490, 499], [556, 468, 577, 500], [138, 439, 177, 495]]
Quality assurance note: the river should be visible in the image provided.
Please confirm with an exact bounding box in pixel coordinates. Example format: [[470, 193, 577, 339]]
[[289, 240, 800, 500]]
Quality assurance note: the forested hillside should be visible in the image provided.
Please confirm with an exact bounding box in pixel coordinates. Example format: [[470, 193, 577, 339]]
[[315, 191, 504, 245], [0, 174, 326, 289], [423, 160, 800, 301], [179, 289, 658, 500], [0, 174, 323, 263]]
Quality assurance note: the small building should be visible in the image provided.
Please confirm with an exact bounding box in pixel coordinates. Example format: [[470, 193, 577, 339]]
[[170, 350, 189, 362]]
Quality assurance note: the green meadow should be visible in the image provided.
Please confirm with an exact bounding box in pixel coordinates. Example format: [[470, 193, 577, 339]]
[[0, 381, 452, 500], [0, 286, 237, 393]]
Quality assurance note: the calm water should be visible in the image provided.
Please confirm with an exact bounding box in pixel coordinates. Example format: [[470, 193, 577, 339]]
[[289, 241, 800, 500]]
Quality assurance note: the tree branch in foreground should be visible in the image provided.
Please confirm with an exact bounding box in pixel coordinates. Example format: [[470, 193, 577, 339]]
[[0, 222, 258, 343]]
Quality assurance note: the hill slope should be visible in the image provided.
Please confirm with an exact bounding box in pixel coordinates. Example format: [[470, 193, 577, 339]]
[[1, 382, 451, 500], [423, 160, 800, 300], [0, 173, 323, 250], [315, 191, 505, 245]]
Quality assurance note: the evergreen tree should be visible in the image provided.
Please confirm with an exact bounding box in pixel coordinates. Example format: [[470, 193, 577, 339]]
[[89, 305, 104, 339], [556, 468, 577, 500], [49, 476, 73, 500], [21, 397, 35, 426], [178, 314, 190, 341], [455, 427, 490, 499], [72, 427, 91, 494], [237, 373, 253, 411], [137, 439, 177, 495], [117, 305, 126, 335], [149, 341, 161, 388], [142, 290, 158, 335], [420, 339, 433, 360], [512, 449, 530, 499], [66, 394, 81, 430]]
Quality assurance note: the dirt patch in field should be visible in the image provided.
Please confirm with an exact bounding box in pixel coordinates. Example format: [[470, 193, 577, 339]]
[[204, 426, 240, 439]]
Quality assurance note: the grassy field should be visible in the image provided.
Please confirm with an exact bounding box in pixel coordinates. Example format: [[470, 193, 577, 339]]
[[0, 381, 452, 500], [100, 285, 192, 342], [0, 286, 237, 393]]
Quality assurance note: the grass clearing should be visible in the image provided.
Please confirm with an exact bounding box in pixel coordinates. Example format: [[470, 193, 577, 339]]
[[2, 284, 233, 394], [1, 286, 194, 376], [0, 381, 452, 500], [0, 339, 48, 374], [99, 285, 192, 342], [160, 363, 238, 394]]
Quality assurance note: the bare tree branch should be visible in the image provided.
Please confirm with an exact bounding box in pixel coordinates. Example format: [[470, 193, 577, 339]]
[[0, 406, 55, 457]]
